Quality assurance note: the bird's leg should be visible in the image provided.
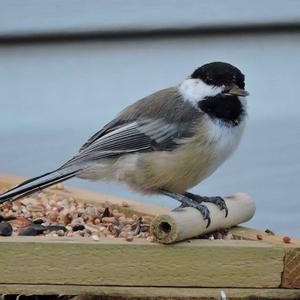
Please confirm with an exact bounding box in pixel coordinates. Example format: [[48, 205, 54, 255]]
[[159, 189, 211, 227], [184, 192, 228, 217]]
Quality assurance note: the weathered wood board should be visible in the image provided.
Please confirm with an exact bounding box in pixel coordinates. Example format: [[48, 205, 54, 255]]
[[0, 172, 299, 299], [0, 237, 285, 288]]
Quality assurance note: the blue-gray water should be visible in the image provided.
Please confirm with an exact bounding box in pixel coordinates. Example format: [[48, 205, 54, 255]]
[[1, 32, 299, 238]]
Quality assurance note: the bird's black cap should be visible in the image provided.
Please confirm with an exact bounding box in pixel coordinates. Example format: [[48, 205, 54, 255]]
[[191, 62, 245, 89]]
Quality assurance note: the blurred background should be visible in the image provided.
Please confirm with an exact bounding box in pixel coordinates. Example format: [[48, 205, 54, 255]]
[[0, 0, 299, 237]]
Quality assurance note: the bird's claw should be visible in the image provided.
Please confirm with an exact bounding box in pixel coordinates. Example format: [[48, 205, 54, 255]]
[[173, 201, 211, 228], [185, 192, 228, 218], [203, 196, 228, 217], [195, 204, 211, 228], [160, 190, 212, 227]]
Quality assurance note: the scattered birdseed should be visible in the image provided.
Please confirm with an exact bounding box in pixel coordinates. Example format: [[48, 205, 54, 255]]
[[0, 222, 13, 236], [91, 234, 100, 241], [125, 234, 134, 242], [265, 228, 275, 235], [256, 234, 263, 240], [0, 189, 155, 241], [0, 186, 261, 243], [121, 200, 129, 207]]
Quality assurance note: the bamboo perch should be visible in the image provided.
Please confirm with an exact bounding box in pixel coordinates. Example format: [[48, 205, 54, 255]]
[[150, 193, 255, 244]]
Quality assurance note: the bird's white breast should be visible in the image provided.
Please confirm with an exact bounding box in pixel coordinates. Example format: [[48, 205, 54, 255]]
[[205, 116, 246, 177]]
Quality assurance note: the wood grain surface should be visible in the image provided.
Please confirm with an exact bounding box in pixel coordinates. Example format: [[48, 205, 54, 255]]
[[282, 248, 300, 288], [0, 237, 284, 288]]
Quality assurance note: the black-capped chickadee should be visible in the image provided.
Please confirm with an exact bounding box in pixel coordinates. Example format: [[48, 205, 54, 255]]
[[0, 62, 249, 226]]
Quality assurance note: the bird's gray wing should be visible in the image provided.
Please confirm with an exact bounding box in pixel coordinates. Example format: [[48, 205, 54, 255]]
[[78, 119, 123, 152], [79, 87, 198, 152], [61, 118, 194, 168], [62, 87, 203, 168]]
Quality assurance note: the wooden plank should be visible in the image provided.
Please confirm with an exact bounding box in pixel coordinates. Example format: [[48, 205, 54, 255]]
[[226, 227, 300, 288], [2, 172, 299, 290], [230, 226, 300, 247], [1, 285, 300, 299], [0, 172, 168, 216], [282, 248, 300, 288], [0, 237, 285, 288]]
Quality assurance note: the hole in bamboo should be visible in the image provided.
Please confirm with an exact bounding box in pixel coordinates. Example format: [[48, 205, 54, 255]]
[[159, 222, 172, 233]]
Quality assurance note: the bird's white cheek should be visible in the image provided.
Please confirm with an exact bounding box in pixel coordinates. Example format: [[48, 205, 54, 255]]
[[178, 78, 223, 103]]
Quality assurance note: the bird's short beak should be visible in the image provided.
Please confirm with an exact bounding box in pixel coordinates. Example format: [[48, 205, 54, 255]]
[[226, 84, 249, 97]]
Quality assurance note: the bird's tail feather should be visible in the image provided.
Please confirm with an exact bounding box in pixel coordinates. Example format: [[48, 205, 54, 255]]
[[0, 167, 82, 204]]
